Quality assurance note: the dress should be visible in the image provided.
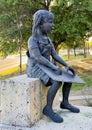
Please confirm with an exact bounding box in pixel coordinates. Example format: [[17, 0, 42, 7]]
[[26, 36, 84, 85], [26, 36, 54, 85]]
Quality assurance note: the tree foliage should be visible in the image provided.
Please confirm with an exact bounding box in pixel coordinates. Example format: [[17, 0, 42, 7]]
[[50, 0, 92, 50], [0, 0, 92, 58]]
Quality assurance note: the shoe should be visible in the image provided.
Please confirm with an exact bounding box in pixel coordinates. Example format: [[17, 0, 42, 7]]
[[43, 105, 63, 123], [60, 102, 80, 113]]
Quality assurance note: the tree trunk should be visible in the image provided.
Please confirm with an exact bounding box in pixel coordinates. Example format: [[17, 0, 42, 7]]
[[16, 12, 23, 74], [19, 28, 23, 75], [83, 41, 87, 58], [74, 48, 76, 56], [19, 42, 22, 74], [67, 48, 70, 60], [87, 42, 90, 55]]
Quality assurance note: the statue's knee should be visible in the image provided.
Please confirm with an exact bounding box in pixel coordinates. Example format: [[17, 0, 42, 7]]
[[63, 82, 72, 87], [52, 81, 62, 88]]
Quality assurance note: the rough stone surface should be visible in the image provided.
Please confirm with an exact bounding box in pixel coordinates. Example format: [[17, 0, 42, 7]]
[[0, 106, 92, 130], [0, 74, 59, 127]]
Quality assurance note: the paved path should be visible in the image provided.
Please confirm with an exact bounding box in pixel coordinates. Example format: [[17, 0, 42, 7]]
[[0, 106, 92, 130]]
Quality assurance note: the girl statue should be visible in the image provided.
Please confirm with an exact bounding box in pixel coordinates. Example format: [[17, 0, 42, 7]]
[[26, 10, 80, 123]]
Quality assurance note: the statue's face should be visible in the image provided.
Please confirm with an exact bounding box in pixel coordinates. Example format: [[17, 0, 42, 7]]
[[40, 19, 54, 35]]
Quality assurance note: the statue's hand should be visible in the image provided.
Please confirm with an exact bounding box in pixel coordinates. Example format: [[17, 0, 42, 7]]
[[66, 66, 76, 76], [55, 67, 62, 75]]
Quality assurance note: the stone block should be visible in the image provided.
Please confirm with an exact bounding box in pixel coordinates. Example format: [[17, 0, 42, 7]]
[[0, 74, 59, 127]]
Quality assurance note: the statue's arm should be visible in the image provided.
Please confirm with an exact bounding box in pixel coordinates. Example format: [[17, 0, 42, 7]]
[[51, 45, 76, 76], [51, 46, 68, 67], [30, 47, 59, 70], [28, 39, 59, 71]]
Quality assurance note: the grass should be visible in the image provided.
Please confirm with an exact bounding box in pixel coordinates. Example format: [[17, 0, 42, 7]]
[[70, 58, 92, 90], [62, 54, 92, 61], [59, 56, 92, 92], [72, 71, 92, 91], [0, 64, 26, 80], [62, 55, 92, 90]]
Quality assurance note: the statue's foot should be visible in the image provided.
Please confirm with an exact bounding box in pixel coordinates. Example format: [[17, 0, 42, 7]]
[[60, 102, 80, 113], [43, 105, 63, 123]]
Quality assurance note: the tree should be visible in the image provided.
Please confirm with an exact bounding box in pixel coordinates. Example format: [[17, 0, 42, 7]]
[[0, 0, 32, 73], [0, 0, 92, 60], [0, 0, 54, 55], [50, 0, 92, 58], [0, 0, 53, 73]]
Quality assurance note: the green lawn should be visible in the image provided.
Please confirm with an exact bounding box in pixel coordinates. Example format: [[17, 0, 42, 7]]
[[72, 70, 92, 91], [69, 58, 92, 90], [62, 54, 92, 61]]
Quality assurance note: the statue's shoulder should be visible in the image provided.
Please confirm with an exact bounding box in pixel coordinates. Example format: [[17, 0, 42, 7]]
[[48, 38, 52, 44], [28, 36, 38, 48], [48, 37, 54, 47]]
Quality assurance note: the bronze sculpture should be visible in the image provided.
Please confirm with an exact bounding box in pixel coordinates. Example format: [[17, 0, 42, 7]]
[[26, 10, 83, 123]]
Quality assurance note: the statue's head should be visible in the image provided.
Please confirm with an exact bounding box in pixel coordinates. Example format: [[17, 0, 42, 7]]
[[32, 10, 54, 38]]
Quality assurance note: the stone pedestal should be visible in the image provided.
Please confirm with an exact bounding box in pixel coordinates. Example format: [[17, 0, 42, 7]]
[[0, 74, 59, 127]]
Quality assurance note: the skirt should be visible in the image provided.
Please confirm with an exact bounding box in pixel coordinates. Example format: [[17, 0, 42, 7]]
[[26, 63, 50, 86]]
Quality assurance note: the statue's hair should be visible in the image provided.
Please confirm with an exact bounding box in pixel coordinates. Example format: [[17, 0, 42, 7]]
[[32, 10, 54, 39]]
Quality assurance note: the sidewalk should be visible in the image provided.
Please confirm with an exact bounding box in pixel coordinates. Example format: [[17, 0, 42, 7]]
[[0, 106, 92, 130]]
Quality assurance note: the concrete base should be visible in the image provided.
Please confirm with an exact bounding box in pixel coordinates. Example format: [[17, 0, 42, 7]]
[[0, 106, 92, 130], [0, 74, 59, 127]]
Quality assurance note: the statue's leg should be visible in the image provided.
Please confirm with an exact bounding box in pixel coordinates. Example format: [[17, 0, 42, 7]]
[[43, 81, 63, 123], [60, 82, 80, 113]]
